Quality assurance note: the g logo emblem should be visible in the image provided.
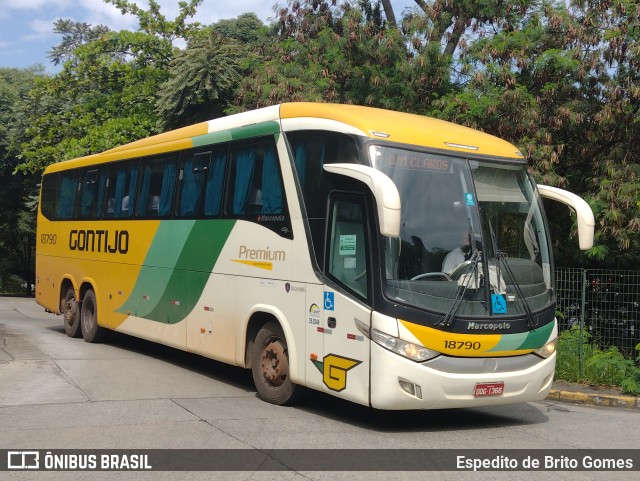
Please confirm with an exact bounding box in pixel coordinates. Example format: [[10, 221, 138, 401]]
[[311, 354, 361, 392]]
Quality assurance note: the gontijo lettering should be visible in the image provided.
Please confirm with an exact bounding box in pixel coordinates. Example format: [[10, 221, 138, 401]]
[[69, 229, 129, 254]]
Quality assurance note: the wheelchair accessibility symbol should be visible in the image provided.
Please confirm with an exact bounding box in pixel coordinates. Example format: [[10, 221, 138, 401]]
[[491, 293, 507, 314], [324, 292, 335, 311]]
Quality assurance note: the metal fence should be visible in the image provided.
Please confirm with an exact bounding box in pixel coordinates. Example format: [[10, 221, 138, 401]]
[[555, 268, 640, 362]]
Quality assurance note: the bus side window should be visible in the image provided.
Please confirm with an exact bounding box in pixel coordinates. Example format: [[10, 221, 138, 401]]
[[137, 154, 178, 218], [57, 170, 80, 220], [104, 161, 138, 219], [78, 168, 106, 219], [40, 173, 59, 220], [326, 194, 369, 301], [227, 138, 284, 216], [176, 146, 227, 218]]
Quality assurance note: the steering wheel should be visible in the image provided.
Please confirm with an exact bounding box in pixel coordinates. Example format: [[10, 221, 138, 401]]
[[410, 272, 452, 281], [448, 260, 473, 280]]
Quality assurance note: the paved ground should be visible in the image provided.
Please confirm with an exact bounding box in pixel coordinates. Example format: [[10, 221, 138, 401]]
[[1, 296, 638, 480]]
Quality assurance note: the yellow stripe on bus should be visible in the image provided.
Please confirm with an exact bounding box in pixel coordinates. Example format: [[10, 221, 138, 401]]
[[399, 319, 529, 358]]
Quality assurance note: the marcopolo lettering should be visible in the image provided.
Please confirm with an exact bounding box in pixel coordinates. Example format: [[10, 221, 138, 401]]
[[69, 229, 129, 254]]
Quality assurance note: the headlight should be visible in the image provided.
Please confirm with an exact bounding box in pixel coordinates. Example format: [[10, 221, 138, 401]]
[[355, 320, 439, 362], [534, 337, 557, 359]]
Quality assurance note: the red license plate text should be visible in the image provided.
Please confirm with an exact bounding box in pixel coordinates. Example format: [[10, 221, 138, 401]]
[[474, 382, 504, 397]]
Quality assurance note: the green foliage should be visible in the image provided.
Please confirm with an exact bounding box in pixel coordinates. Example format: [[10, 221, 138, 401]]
[[156, 29, 244, 129], [235, 0, 450, 111], [212, 12, 268, 44], [48, 20, 110, 66], [0, 68, 41, 295], [556, 327, 640, 395], [15, 0, 210, 173], [105, 0, 203, 41], [2, 0, 640, 275]]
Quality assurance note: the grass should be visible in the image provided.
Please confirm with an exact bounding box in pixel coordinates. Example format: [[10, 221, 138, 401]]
[[555, 327, 640, 395]]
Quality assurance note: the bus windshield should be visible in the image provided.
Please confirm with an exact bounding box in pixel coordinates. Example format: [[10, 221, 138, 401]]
[[370, 145, 553, 319]]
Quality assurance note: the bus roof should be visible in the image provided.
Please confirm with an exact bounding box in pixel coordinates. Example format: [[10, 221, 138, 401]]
[[279, 103, 522, 159], [43, 102, 523, 174]]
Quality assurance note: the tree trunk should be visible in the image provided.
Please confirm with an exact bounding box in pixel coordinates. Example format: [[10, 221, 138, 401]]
[[380, 0, 397, 29]]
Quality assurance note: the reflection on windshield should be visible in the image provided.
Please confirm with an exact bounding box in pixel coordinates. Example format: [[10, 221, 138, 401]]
[[370, 145, 553, 319]]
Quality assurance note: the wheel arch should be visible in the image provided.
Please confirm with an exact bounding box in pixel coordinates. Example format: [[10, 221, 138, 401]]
[[241, 305, 300, 383]]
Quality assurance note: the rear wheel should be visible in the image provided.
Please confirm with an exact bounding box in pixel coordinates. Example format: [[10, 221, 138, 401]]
[[251, 320, 299, 405], [80, 289, 106, 343], [61, 287, 81, 338]]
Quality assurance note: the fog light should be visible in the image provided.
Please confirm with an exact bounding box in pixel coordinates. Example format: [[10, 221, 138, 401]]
[[399, 379, 422, 399]]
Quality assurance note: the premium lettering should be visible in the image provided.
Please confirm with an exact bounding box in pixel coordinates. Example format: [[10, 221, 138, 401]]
[[69, 229, 129, 254], [238, 245, 286, 262]]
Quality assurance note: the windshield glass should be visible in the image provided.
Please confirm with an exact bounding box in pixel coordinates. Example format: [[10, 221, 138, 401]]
[[370, 145, 553, 319]]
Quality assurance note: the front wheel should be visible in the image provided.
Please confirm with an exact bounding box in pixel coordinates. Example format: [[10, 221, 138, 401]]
[[251, 320, 299, 405], [80, 289, 106, 343]]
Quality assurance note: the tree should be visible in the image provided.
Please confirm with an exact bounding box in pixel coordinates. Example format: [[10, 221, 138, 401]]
[[212, 12, 269, 44], [156, 28, 246, 130], [235, 0, 434, 111], [427, 0, 640, 267], [0, 68, 42, 294], [48, 20, 110, 66], [16, 0, 206, 174]]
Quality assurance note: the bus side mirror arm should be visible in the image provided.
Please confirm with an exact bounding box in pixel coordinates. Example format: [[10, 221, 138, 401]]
[[323, 164, 401, 237], [537, 184, 595, 250]]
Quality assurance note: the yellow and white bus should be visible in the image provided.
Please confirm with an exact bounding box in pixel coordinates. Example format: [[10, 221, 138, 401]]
[[36, 103, 594, 409]]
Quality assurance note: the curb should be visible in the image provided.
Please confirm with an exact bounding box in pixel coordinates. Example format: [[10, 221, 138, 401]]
[[547, 389, 639, 410]]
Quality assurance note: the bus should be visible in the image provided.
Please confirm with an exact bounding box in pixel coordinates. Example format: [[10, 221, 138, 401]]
[[36, 102, 594, 409]]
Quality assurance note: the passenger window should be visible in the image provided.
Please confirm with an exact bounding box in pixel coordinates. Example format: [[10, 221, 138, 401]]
[[137, 154, 178, 218], [57, 171, 80, 220], [104, 161, 138, 219], [327, 195, 369, 300], [78, 168, 106, 219], [40, 173, 59, 220], [227, 139, 284, 216], [176, 146, 227, 218]]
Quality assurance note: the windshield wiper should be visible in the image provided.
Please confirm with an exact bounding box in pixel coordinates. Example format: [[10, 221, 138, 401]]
[[486, 217, 537, 329], [436, 250, 480, 327]]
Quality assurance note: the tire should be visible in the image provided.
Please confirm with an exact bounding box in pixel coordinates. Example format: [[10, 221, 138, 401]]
[[251, 320, 299, 405], [80, 289, 106, 343], [61, 287, 81, 338]]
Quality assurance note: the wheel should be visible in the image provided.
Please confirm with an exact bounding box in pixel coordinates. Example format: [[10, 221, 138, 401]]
[[80, 289, 106, 343], [61, 287, 81, 338], [251, 320, 299, 405], [410, 272, 452, 281]]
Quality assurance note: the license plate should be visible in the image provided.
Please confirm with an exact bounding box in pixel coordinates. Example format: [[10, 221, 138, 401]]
[[473, 382, 504, 397]]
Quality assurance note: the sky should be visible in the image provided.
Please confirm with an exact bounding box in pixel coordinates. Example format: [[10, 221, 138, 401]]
[[0, 0, 416, 73]]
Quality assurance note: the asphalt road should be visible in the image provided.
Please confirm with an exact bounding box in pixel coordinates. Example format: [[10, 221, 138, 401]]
[[0, 296, 638, 481]]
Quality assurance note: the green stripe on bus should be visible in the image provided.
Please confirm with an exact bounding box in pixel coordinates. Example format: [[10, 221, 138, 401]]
[[515, 321, 555, 350], [116, 220, 236, 323], [488, 321, 554, 352], [192, 121, 280, 147]]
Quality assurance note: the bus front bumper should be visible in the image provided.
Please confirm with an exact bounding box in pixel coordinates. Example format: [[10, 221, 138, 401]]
[[370, 342, 556, 410]]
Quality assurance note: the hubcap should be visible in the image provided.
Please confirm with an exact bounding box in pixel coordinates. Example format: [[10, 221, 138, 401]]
[[260, 338, 288, 387], [63, 299, 76, 325]]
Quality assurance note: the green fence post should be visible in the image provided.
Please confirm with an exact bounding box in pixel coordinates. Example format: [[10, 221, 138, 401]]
[[579, 268, 587, 378]]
